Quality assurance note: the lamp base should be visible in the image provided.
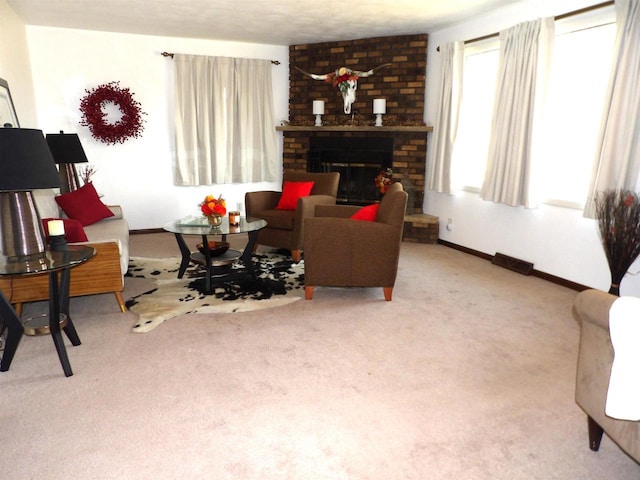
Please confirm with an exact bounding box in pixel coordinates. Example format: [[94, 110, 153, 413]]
[[59, 163, 81, 193], [375, 114, 384, 127], [0, 191, 46, 261], [314, 114, 323, 127]]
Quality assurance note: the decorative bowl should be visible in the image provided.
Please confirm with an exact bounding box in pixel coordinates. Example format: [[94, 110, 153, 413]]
[[196, 241, 230, 257]]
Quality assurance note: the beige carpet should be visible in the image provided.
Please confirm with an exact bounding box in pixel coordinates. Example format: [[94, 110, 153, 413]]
[[0, 232, 638, 479]]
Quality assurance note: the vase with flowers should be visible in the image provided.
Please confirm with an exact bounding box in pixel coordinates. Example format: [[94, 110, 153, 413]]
[[200, 194, 227, 227]]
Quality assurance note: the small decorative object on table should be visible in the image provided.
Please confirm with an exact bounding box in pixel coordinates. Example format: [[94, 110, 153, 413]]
[[200, 194, 227, 227], [375, 168, 394, 195], [196, 240, 230, 257], [47, 220, 67, 251], [594, 189, 640, 295], [228, 211, 240, 226]]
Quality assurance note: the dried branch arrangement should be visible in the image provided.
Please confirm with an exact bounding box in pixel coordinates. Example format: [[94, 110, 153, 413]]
[[594, 189, 640, 295]]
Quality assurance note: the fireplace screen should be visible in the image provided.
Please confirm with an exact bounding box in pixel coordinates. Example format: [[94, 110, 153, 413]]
[[307, 137, 393, 205]]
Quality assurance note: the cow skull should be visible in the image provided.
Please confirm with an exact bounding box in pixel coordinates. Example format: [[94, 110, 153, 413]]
[[295, 64, 391, 114]]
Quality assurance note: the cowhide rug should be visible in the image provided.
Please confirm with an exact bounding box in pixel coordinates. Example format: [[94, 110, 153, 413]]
[[125, 251, 304, 333]]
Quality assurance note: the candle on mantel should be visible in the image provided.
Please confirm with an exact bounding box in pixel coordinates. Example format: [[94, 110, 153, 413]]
[[48, 219, 65, 237]]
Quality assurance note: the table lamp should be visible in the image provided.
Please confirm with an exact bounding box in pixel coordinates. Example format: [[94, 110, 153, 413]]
[[0, 128, 61, 260], [45, 131, 88, 193]]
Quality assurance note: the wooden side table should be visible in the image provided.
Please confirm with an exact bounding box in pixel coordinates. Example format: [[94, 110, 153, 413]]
[[0, 245, 96, 377]]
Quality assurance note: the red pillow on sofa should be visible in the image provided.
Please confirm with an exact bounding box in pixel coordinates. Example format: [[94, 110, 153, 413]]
[[276, 181, 315, 210], [55, 182, 114, 226], [351, 204, 379, 221], [41, 218, 89, 243]]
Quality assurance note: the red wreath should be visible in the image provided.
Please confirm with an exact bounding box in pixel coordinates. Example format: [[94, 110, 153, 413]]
[[79, 81, 146, 144]]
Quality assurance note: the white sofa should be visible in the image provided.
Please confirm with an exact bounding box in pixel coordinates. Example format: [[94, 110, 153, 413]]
[[0, 188, 130, 314]]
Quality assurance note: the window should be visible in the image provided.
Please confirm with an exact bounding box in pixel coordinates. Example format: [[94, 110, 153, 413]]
[[450, 7, 616, 207], [451, 39, 499, 191], [537, 12, 615, 207]]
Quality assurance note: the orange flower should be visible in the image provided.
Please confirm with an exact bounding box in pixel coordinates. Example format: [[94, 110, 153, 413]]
[[200, 194, 227, 216]]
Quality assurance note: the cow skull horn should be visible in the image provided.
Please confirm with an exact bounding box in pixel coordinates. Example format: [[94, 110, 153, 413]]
[[294, 66, 331, 81], [350, 63, 392, 77]]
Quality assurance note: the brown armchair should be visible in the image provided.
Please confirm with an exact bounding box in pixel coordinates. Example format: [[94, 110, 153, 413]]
[[303, 182, 407, 301], [245, 172, 340, 262], [574, 289, 640, 463]]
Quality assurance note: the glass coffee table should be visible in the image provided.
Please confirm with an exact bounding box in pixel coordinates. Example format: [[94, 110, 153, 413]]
[[163, 215, 267, 293]]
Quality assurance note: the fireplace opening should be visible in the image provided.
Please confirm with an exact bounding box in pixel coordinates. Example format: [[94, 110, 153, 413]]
[[307, 137, 393, 205]]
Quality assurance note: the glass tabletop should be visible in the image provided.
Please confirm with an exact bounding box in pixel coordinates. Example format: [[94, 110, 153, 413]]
[[0, 245, 97, 276], [163, 215, 267, 236]]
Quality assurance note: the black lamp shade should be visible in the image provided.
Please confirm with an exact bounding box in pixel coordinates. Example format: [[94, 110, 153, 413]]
[[45, 132, 88, 165], [0, 128, 61, 191]]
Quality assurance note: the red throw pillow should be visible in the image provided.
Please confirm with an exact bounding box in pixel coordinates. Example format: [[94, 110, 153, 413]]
[[42, 218, 89, 243], [55, 182, 114, 226], [350, 204, 379, 221], [276, 181, 314, 210]]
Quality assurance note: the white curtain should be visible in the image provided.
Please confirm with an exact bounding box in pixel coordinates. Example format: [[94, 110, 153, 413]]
[[480, 18, 554, 208], [428, 41, 464, 194], [173, 54, 279, 185], [583, 0, 640, 217]]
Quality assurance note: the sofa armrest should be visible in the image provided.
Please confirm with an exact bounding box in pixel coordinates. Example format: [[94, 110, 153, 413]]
[[106, 205, 123, 220], [574, 289, 616, 331], [296, 194, 337, 218], [245, 191, 280, 215]]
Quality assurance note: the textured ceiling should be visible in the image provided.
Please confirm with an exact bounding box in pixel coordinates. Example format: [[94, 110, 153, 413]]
[[7, 0, 524, 45]]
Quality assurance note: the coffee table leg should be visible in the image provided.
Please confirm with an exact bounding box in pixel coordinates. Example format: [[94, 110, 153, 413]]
[[174, 233, 191, 279], [241, 230, 261, 278], [201, 235, 213, 293]]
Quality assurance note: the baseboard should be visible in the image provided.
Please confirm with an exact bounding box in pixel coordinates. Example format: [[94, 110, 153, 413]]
[[130, 228, 166, 235], [437, 239, 589, 292]]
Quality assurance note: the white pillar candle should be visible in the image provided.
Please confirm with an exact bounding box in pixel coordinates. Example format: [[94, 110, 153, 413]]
[[312, 100, 325, 115], [48, 219, 65, 236], [373, 99, 386, 114]]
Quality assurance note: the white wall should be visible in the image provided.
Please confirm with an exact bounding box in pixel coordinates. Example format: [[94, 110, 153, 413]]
[[424, 0, 640, 295], [25, 26, 289, 231], [0, 0, 37, 126]]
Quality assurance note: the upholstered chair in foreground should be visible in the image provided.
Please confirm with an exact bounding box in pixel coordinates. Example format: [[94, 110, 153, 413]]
[[245, 172, 340, 262], [303, 181, 407, 301], [573, 289, 640, 463]]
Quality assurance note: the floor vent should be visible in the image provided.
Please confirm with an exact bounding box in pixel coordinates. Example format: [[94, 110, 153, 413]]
[[492, 253, 534, 276]]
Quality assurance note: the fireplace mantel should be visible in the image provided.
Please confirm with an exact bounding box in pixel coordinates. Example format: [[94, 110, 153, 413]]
[[276, 125, 432, 133]]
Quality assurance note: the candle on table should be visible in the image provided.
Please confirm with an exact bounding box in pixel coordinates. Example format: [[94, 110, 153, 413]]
[[48, 219, 65, 237]]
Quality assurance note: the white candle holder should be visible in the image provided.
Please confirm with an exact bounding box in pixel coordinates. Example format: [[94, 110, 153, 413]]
[[313, 100, 324, 127], [373, 98, 386, 127]]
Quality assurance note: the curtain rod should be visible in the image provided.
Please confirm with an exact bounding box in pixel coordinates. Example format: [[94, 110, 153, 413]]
[[436, 0, 614, 51], [161, 51, 280, 65]]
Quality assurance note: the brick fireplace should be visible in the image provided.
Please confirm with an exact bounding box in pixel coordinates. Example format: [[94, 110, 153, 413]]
[[279, 33, 431, 215]]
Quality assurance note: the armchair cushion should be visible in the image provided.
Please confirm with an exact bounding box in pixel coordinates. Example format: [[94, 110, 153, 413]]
[[351, 204, 379, 221], [55, 182, 114, 226], [276, 181, 314, 210]]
